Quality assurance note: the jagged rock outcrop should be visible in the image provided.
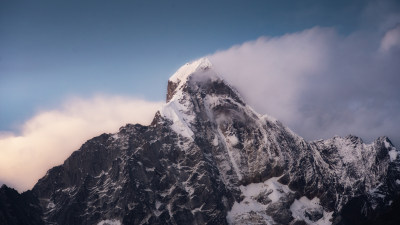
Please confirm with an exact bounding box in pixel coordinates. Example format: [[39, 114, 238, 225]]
[[3, 58, 400, 225]]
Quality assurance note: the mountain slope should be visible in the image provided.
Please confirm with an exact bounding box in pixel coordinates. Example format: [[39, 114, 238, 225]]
[[23, 58, 400, 224], [0, 185, 44, 225]]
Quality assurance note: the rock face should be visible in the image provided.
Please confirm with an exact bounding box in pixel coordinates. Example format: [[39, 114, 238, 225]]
[[0, 185, 44, 225], [4, 58, 400, 225]]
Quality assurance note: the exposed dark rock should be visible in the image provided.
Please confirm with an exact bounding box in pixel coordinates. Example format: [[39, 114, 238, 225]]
[[0, 185, 44, 225], [290, 220, 307, 225], [166, 80, 179, 102], [253, 189, 273, 205], [304, 207, 323, 222]]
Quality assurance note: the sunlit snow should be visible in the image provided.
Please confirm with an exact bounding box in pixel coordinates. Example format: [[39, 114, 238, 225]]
[[97, 219, 121, 225], [290, 196, 333, 225]]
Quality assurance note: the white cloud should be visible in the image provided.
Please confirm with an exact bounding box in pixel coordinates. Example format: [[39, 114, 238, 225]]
[[0, 95, 163, 192], [380, 24, 400, 52], [209, 26, 400, 146], [210, 27, 335, 124]]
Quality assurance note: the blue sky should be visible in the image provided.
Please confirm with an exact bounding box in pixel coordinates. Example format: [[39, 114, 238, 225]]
[[0, 0, 369, 131], [1, 0, 400, 191]]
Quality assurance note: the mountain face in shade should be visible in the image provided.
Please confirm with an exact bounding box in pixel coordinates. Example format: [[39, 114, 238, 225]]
[[0, 185, 44, 225], [2, 58, 400, 225]]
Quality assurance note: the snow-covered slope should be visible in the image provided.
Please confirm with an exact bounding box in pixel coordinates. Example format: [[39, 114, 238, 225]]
[[22, 58, 400, 225]]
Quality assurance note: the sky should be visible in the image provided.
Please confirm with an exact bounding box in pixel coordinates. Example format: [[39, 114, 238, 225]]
[[1, 0, 399, 191]]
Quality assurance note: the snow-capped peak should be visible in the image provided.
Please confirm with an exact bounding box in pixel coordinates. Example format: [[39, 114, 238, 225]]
[[166, 57, 220, 103], [161, 58, 215, 139], [169, 57, 213, 84]]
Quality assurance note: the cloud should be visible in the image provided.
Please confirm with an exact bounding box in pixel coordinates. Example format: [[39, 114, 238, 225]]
[[210, 27, 335, 124], [209, 25, 400, 146], [380, 24, 400, 52], [0, 96, 163, 192]]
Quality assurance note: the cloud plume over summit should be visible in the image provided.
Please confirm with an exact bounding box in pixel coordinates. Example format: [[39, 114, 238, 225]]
[[209, 26, 400, 145]]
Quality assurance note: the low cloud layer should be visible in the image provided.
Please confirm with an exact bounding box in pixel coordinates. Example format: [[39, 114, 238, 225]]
[[210, 25, 400, 145], [0, 96, 162, 191]]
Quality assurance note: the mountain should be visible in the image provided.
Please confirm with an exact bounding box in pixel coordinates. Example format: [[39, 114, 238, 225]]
[[2, 58, 400, 225], [0, 185, 44, 225]]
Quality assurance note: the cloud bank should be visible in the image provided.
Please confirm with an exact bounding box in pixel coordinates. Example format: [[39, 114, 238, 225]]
[[209, 26, 400, 146], [0, 96, 162, 191]]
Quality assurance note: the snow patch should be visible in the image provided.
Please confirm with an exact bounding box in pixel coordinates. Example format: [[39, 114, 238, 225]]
[[242, 177, 292, 203], [169, 57, 212, 84], [97, 219, 121, 225], [261, 114, 278, 123], [389, 149, 398, 161], [160, 96, 194, 139], [183, 181, 195, 196], [333, 137, 362, 164], [155, 200, 162, 209], [128, 202, 137, 210], [227, 177, 292, 224], [385, 137, 398, 161], [212, 135, 219, 146], [384, 139, 392, 148], [47, 201, 55, 209], [218, 129, 242, 180], [226, 135, 239, 146], [205, 95, 222, 108], [145, 167, 155, 172], [154, 201, 163, 217], [290, 196, 333, 225]]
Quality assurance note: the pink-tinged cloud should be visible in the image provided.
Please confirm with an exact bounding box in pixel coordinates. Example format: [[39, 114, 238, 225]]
[[209, 27, 335, 123], [209, 26, 400, 146], [380, 24, 400, 52], [0, 96, 163, 192]]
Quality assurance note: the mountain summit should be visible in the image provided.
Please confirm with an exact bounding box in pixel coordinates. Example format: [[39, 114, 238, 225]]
[[2, 58, 400, 225]]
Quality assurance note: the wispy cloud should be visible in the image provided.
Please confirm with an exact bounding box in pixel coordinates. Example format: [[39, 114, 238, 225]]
[[380, 24, 400, 52], [0, 96, 162, 191]]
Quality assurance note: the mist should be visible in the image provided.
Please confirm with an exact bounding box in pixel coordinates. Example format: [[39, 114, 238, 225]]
[[209, 25, 400, 145]]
